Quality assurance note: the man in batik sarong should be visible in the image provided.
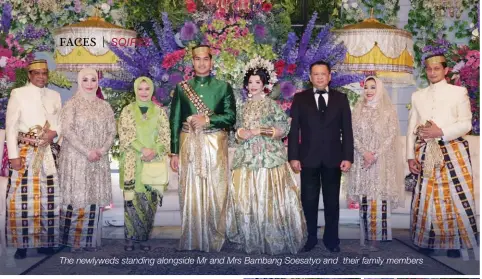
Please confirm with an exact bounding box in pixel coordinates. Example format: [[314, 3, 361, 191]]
[[407, 54, 478, 260], [169, 45, 236, 252], [5, 60, 62, 259]]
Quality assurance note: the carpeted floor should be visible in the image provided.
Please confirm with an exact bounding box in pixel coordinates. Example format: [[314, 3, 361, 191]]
[[23, 239, 461, 275]]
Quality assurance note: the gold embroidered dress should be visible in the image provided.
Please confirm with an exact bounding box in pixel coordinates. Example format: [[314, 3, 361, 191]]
[[226, 97, 307, 255], [58, 68, 116, 249], [344, 77, 404, 243]]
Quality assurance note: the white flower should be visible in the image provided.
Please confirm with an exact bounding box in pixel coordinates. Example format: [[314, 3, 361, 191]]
[[85, 5, 96, 16], [351, 2, 358, 8], [110, 9, 121, 21], [0, 57, 7, 68], [343, 3, 349, 9], [342, 0, 348, 3], [469, 23, 475, 28], [472, 28, 479, 37], [101, 3, 111, 13]]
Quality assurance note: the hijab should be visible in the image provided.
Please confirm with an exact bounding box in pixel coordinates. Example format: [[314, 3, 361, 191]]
[[76, 68, 99, 100], [134, 76, 154, 108]]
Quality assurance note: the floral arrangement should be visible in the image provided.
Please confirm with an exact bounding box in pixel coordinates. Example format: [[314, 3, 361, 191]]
[[405, 0, 479, 74], [0, 2, 51, 129], [101, 3, 362, 116], [422, 37, 480, 135], [6, 0, 126, 52], [100, 0, 284, 100], [272, 12, 363, 113]]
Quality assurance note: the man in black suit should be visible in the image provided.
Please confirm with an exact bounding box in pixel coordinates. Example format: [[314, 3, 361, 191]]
[[288, 60, 354, 252]]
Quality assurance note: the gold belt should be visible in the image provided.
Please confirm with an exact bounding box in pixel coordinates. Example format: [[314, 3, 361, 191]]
[[181, 122, 223, 134]]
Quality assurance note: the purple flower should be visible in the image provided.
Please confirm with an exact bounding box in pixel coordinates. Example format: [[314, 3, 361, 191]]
[[16, 25, 48, 41], [180, 21, 198, 41], [296, 13, 317, 73], [254, 25, 266, 39], [168, 72, 183, 85], [1, 2, 12, 33], [240, 88, 248, 101], [155, 87, 169, 100], [330, 72, 364, 88], [280, 81, 296, 99], [281, 32, 298, 62], [472, 118, 479, 135], [99, 79, 132, 91], [149, 65, 163, 81], [160, 13, 178, 53]]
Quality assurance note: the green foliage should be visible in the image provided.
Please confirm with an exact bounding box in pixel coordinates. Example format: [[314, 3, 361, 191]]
[[338, 87, 360, 108], [405, 0, 478, 77], [48, 71, 72, 89], [404, 0, 446, 70], [361, 0, 400, 25], [272, 0, 295, 41], [13, 68, 28, 90], [124, 0, 187, 29]]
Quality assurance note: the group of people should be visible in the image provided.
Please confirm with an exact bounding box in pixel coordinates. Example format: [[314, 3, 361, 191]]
[[3, 45, 478, 261]]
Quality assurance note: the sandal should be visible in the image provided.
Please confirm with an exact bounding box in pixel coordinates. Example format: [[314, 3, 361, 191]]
[[140, 244, 151, 251], [124, 240, 135, 251], [124, 245, 134, 251]]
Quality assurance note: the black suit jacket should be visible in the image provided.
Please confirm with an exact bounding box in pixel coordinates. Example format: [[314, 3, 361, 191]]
[[288, 88, 354, 168]]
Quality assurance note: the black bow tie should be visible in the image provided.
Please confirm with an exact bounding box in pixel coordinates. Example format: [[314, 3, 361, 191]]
[[315, 89, 328, 95]]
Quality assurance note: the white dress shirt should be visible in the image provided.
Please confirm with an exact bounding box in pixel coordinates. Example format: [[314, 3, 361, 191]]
[[406, 80, 472, 160], [6, 83, 62, 159], [313, 86, 329, 109]]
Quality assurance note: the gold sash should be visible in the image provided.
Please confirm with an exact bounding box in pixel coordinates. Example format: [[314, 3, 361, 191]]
[[180, 81, 214, 116], [180, 81, 214, 178]]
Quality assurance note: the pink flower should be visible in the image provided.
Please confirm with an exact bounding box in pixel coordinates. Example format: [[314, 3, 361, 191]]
[[286, 64, 297, 74], [274, 60, 285, 76], [465, 50, 479, 68], [185, 0, 197, 13], [457, 45, 470, 56], [0, 47, 12, 58], [161, 49, 186, 69], [262, 2, 272, 13], [214, 8, 227, 18]]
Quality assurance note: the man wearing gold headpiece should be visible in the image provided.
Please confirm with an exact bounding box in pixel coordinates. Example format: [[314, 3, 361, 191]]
[[5, 60, 62, 259], [169, 45, 236, 252], [407, 54, 478, 260]]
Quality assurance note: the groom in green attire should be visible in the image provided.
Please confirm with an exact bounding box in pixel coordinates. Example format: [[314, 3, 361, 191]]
[[169, 45, 236, 252]]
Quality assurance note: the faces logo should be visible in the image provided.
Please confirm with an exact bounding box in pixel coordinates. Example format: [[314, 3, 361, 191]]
[[57, 37, 152, 48], [59, 37, 97, 47]]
